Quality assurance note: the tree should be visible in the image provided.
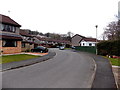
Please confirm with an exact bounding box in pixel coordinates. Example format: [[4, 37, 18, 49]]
[[67, 31, 74, 37], [104, 21, 120, 40], [67, 31, 74, 41], [45, 33, 50, 37], [117, 20, 120, 39]]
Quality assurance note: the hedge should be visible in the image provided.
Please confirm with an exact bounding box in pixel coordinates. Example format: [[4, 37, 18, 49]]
[[97, 40, 120, 56]]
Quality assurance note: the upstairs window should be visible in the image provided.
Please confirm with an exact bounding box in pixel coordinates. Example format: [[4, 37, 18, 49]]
[[0, 23, 3, 30], [0, 24, 16, 33]]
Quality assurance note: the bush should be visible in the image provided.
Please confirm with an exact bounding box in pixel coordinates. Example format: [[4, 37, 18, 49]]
[[97, 40, 120, 56], [66, 44, 71, 48], [25, 49, 31, 52]]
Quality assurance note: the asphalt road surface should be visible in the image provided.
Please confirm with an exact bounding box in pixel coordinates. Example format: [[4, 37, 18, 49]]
[[2, 48, 95, 88]]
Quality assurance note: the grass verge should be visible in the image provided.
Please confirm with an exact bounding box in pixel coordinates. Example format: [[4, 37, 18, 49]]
[[105, 57, 120, 66], [65, 48, 71, 49], [0, 54, 40, 64]]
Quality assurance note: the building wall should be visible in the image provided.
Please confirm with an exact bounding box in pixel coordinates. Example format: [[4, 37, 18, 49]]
[[15, 27, 20, 34], [80, 41, 96, 46], [21, 43, 34, 52], [71, 35, 83, 46], [0, 40, 2, 54], [1, 41, 21, 54]]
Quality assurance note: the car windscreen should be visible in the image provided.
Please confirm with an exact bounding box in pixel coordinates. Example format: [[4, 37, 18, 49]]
[[37, 46, 46, 49]]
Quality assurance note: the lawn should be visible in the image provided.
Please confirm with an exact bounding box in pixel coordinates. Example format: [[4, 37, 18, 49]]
[[105, 57, 120, 66], [0, 54, 40, 64]]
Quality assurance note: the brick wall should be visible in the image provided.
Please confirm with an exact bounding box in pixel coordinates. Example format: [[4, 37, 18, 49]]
[[1, 41, 22, 54], [0, 40, 2, 54], [21, 43, 34, 52]]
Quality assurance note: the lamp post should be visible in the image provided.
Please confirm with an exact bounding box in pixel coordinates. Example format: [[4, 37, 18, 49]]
[[95, 25, 98, 55]]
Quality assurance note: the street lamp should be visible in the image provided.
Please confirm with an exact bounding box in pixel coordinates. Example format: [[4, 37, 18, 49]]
[[95, 25, 98, 55]]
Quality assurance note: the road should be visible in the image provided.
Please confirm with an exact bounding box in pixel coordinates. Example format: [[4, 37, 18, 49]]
[[2, 48, 95, 88]]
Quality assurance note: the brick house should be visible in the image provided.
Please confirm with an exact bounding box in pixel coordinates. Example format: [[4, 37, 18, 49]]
[[36, 36, 71, 48], [20, 29, 35, 52], [0, 14, 22, 54]]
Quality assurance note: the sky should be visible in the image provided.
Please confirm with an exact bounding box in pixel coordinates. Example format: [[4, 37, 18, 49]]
[[0, 0, 119, 39]]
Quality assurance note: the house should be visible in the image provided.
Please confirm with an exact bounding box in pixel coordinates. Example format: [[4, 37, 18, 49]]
[[71, 34, 85, 46], [80, 38, 97, 46], [71, 34, 98, 47], [20, 28, 71, 50], [36, 36, 71, 48], [20, 29, 34, 52], [0, 14, 22, 54]]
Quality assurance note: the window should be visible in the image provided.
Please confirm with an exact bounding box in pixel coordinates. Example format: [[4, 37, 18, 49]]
[[28, 37, 31, 40], [89, 43, 92, 46], [12, 26, 16, 32], [30, 43, 32, 45], [22, 43, 26, 48], [0, 23, 3, 30], [1, 24, 16, 32], [2, 40, 17, 47], [83, 43, 84, 46]]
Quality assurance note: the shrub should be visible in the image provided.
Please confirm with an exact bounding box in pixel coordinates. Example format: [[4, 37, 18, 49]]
[[97, 40, 120, 56]]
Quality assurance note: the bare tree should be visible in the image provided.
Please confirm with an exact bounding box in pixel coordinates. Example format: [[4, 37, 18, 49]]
[[67, 31, 74, 41], [104, 21, 120, 40]]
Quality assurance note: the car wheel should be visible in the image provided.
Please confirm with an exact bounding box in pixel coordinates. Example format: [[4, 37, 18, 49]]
[[40, 51, 43, 53]]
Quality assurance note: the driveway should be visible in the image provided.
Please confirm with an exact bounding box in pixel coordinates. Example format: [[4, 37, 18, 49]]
[[2, 48, 95, 88]]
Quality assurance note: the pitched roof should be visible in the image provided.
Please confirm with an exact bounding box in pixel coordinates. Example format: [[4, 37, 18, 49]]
[[36, 37, 71, 44], [0, 14, 21, 27], [20, 29, 32, 37], [82, 38, 97, 42], [72, 34, 86, 38]]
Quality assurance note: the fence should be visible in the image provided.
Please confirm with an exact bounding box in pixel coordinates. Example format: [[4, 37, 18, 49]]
[[75, 46, 96, 54]]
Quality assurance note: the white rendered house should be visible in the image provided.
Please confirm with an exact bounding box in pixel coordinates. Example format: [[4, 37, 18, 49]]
[[80, 38, 97, 46]]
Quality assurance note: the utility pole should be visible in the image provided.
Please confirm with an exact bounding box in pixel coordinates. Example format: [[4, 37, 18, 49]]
[[95, 25, 98, 55]]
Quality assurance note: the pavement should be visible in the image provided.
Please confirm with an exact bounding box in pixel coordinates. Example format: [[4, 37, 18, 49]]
[[112, 66, 120, 89], [1, 51, 56, 71], [91, 54, 117, 89], [2, 48, 96, 88], [73, 50, 117, 89]]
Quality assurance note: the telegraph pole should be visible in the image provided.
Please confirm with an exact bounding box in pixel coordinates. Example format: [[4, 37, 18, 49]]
[[95, 25, 98, 55]]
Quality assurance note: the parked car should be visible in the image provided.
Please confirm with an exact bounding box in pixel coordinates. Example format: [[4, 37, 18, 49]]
[[71, 46, 75, 49], [59, 46, 65, 50], [31, 46, 48, 53], [56, 46, 60, 48]]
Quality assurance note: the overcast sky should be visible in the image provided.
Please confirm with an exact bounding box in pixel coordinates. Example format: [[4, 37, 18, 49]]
[[0, 0, 119, 39]]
